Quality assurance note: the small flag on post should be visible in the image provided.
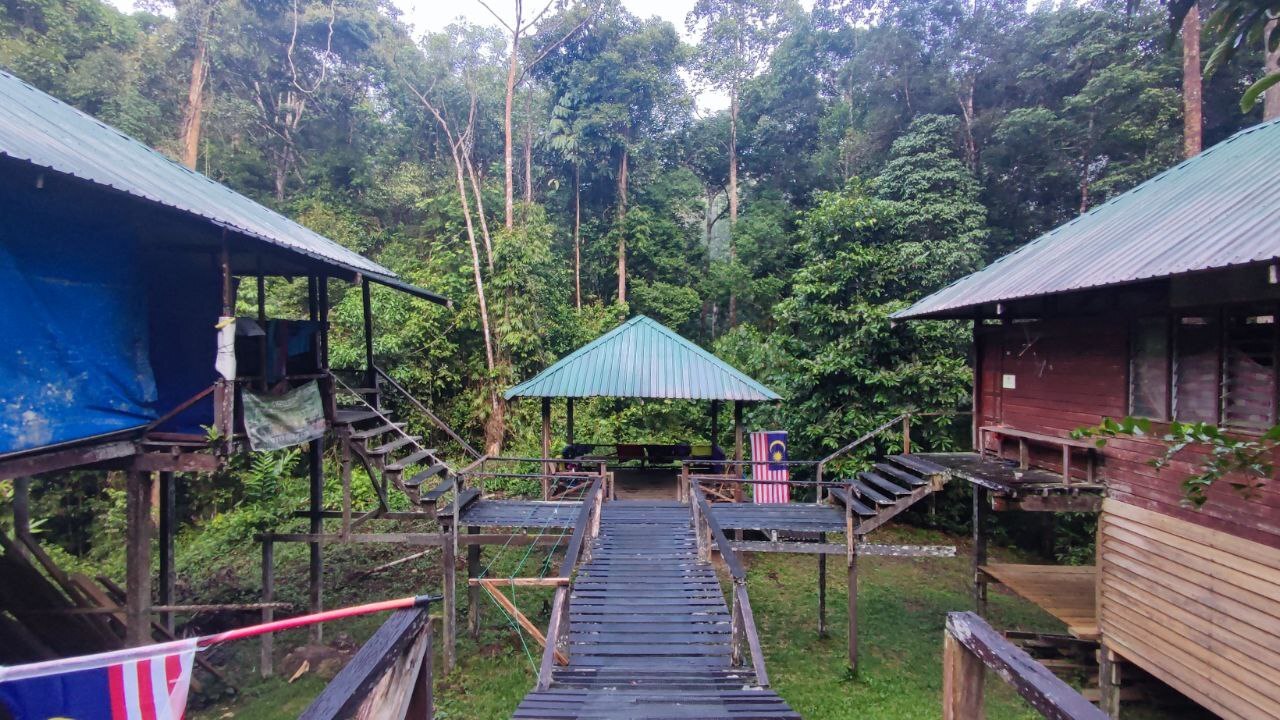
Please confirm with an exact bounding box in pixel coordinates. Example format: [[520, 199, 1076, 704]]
[[0, 638, 197, 720], [750, 430, 790, 503]]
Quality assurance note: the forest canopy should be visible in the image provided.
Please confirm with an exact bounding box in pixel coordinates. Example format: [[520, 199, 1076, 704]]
[[0, 0, 1268, 463]]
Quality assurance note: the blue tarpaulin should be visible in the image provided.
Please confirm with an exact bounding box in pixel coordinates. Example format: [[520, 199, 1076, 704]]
[[0, 192, 159, 455]]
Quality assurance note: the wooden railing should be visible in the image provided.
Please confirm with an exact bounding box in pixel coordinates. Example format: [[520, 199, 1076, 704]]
[[943, 612, 1105, 720], [689, 483, 771, 687], [815, 410, 972, 498], [374, 366, 481, 460], [535, 476, 606, 691], [300, 607, 435, 720]]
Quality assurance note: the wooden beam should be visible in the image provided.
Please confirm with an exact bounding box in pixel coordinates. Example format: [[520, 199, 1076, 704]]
[[260, 532, 568, 546], [0, 439, 137, 482], [973, 485, 989, 616], [261, 539, 274, 678], [994, 494, 1103, 513], [730, 541, 958, 557], [441, 527, 456, 673], [1098, 645, 1121, 718], [467, 577, 570, 587], [158, 472, 175, 634], [467, 526, 481, 639], [477, 579, 569, 665], [125, 470, 152, 647], [308, 437, 324, 643], [132, 452, 219, 473]]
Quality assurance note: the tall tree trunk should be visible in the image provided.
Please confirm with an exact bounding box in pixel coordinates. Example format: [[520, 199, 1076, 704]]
[[1182, 5, 1203, 157], [1079, 116, 1094, 214], [504, 34, 519, 229], [727, 91, 739, 328], [524, 92, 534, 205], [573, 162, 582, 310], [1266, 19, 1280, 120], [957, 80, 977, 171], [616, 143, 629, 305], [179, 29, 209, 170]]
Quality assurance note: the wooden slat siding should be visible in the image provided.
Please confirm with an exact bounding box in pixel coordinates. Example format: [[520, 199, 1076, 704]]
[[977, 317, 1280, 548], [1098, 500, 1280, 720]]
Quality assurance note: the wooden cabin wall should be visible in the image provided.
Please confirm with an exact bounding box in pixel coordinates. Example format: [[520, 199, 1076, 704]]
[[975, 314, 1280, 720], [975, 315, 1280, 548]]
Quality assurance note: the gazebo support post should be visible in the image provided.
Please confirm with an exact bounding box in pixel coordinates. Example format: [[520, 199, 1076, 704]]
[[541, 397, 552, 500], [566, 398, 575, 445], [733, 400, 744, 504], [711, 400, 721, 447]]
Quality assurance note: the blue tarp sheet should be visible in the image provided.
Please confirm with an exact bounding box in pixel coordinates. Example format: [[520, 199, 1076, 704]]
[[0, 193, 159, 454]]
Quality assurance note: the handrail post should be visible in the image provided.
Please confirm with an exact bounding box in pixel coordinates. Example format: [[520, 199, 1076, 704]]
[[902, 413, 911, 454], [730, 579, 744, 667]]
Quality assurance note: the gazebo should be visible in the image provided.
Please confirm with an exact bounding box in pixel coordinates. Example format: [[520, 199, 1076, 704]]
[[504, 315, 780, 486]]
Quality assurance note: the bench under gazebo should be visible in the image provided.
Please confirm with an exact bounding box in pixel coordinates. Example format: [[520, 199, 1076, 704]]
[[504, 315, 781, 497]]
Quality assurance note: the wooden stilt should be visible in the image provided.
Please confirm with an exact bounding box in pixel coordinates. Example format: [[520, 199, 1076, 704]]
[[125, 470, 152, 647], [818, 532, 827, 638], [339, 427, 352, 539], [261, 539, 274, 678], [308, 438, 324, 643], [12, 476, 29, 558], [361, 279, 376, 405], [566, 398, 574, 446], [1099, 645, 1122, 718], [846, 486, 858, 673], [733, 401, 744, 504], [468, 526, 481, 639], [158, 471, 175, 634], [973, 486, 989, 616], [442, 524, 456, 673]]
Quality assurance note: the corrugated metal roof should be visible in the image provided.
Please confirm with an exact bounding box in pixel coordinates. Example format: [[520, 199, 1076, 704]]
[[0, 69, 446, 305], [895, 118, 1280, 320], [504, 316, 781, 401]]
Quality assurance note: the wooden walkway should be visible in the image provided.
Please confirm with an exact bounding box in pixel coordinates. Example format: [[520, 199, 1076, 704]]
[[513, 501, 798, 719]]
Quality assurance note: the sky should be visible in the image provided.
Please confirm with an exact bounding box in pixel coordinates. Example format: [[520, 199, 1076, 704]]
[[101, 0, 732, 111]]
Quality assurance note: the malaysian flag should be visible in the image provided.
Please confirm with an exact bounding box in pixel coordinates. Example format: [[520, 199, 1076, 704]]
[[750, 430, 790, 503], [0, 638, 197, 720]]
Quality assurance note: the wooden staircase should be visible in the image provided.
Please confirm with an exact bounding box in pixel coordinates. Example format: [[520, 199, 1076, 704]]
[[827, 454, 949, 535], [332, 407, 458, 514]]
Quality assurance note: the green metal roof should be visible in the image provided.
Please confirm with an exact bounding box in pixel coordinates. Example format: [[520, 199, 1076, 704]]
[[0, 69, 448, 305], [895, 118, 1280, 320], [504, 316, 781, 402]]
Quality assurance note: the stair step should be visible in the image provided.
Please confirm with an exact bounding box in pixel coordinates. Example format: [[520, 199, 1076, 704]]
[[887, 454, 949, 479], [437, 487, 481, 518], [333, 409, 381, 427], [366, 435, 420, 456], [874, 462, 927, 487], [859, 470, 910, 497], [349, 422, 403, 441], [386, 448, 437, 473], [851, 479, 895, 506], [828, 487, 877, 517], [406, 464, 450, 490], [419, 476, 455, 503]]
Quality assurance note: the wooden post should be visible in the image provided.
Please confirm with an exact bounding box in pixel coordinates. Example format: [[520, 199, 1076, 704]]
[[729, 581, 744, 667], [942, 627, 985, 720], [261, 539, 275, 678], [566, 398, 574, 445], [1099, 645, 1122, 718], [12, 476, 29, 558], [361, 279, 376, 405], [406, 618, 435, 720], [339, 427, 352, 539], [541, 397, 552, 500], [158, 471, 176, 634], [973, 486, 989, 616], [902, 414, 911, 454], [817, 532, 827, 638], [256, 269, 268, 392], [710, 400, 721, 446], [468, 526, 481, 639], [733, 401, 744, 504], [308, 438, 324, 643], [214, 238, 235, 443], [441, 523, 457, 673], [846, 481, 857, 673], [125, 470, 152, 647]]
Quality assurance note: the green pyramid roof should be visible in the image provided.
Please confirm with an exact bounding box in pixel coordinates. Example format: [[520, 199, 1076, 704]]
[[504, 316, 780, 402]]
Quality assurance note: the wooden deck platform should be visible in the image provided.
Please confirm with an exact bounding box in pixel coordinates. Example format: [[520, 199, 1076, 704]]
[[457, 500, 582, 529], [513, 501, 797, 719], [913, 452, 1104, 506], [980, 563, 1099, 640], [710, 502, 846, 534]]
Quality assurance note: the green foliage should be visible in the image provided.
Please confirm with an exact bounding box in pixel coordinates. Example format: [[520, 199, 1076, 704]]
[[1076, 417, 1279, 508]]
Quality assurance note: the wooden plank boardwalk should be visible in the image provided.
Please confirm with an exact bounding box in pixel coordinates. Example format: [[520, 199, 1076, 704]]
[[514, 500, 799, 719]]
